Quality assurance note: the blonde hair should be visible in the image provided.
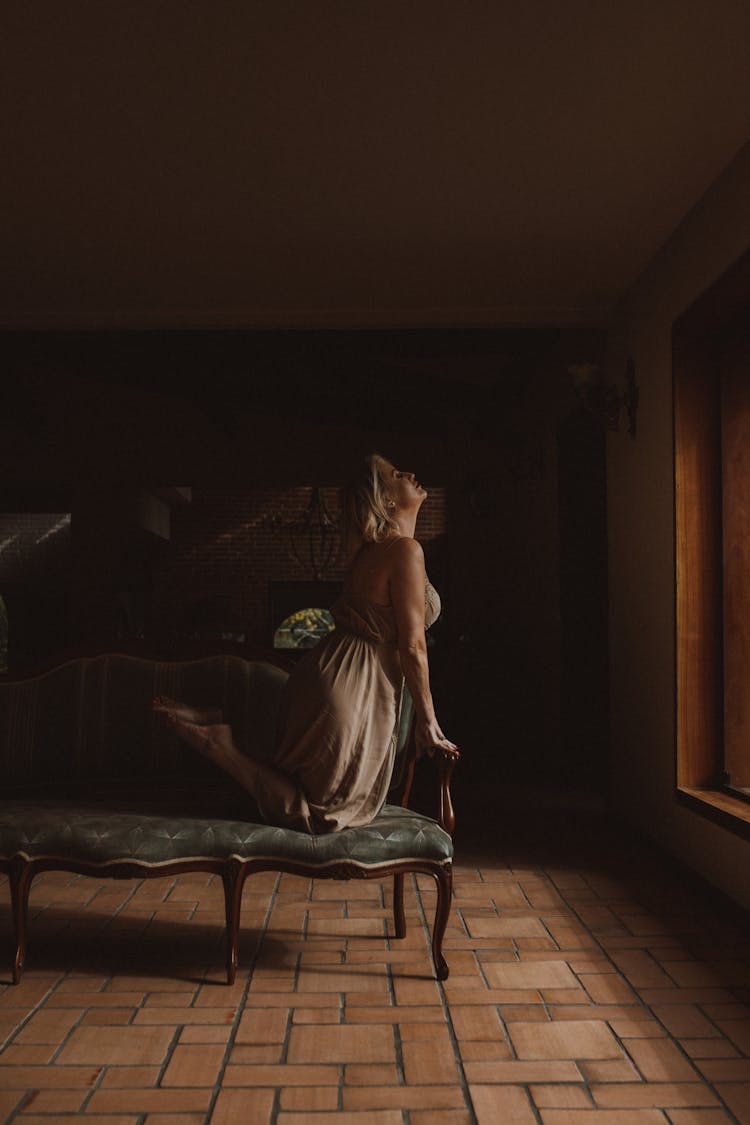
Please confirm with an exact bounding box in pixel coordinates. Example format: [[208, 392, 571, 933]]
[[341, 453, 399, 557]]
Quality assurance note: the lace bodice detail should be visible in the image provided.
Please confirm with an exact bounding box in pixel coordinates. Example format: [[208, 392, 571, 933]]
[[424, 580, 441, 629], [331, 579, 441, 645]]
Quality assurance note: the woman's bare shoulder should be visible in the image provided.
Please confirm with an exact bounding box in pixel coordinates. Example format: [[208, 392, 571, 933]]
[[389, 536, 425, 567], [349, 537, 423, 589], [389, 534, 423, 553]]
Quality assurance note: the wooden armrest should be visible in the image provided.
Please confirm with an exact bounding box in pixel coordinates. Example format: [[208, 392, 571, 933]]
[[426, 746, 459, 837], [393, 731, 459, 837]]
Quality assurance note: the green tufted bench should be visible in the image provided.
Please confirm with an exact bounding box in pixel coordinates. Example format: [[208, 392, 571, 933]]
[[0, 654, 456, 984]]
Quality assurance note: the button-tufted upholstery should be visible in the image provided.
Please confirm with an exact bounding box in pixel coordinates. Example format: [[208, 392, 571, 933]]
[[0, 801, 453, 868]]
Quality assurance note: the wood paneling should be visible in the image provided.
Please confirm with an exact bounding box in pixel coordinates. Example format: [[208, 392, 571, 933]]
[[673, 336, 722, 788], [673, 247, 750, 804], [721, 333, 750, 788]]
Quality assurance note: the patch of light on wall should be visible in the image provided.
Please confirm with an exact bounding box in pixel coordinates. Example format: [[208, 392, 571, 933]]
[[0, 534, 20, 557], [35, 514, 72, 545]]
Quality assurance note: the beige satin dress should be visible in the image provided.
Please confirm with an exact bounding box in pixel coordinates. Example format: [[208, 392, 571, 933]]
[[253, 578, 441, 834]]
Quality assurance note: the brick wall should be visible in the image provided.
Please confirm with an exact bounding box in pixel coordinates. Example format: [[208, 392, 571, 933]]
[[151, 486, 447, 647]]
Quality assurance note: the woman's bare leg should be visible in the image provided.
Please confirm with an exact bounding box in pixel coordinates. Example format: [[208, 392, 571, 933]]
[[167, 716, 316, 833], [152, 696, 223, 725]]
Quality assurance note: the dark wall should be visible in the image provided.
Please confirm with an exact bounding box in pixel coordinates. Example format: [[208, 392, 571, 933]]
[[558, 411, 609, 790], [2, 326, 608, 790], [0, 512, 72, 672]]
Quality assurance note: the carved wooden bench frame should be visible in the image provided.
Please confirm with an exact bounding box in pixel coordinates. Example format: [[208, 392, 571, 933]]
[[2, 748, 456, 985]]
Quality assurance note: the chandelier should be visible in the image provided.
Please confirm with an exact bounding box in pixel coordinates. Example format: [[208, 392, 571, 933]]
[[265, 488, 340, 580]]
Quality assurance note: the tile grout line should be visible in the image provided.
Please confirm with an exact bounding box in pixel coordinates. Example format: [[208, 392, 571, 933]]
[[3, 849, 748, 1122], [467, 861, 617, 1114], [3, 871, 163, 1125], [72, 873, 198, 1116], [411, 871, 480, 1125], [205, 869, 282, 1125], [542, 873, 675, 1107], [474, 864, 562, 1124], [272, 978, 295, 1125], [547, 862, 746, 1125]]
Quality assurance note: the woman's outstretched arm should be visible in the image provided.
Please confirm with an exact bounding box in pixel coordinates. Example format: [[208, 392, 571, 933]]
[[389, 537, 458, 759]]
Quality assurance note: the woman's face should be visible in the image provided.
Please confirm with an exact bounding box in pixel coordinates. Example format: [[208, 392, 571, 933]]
[[380, 460, 427, 511]]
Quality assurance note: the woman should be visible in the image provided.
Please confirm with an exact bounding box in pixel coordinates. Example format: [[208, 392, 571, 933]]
[[153, 454, 457, 833]]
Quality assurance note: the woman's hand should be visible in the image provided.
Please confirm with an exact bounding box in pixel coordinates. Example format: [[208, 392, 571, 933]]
[[415, 719, 460, 760]]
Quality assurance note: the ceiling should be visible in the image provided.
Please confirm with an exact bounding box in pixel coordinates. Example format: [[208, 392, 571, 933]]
[[3, 1, 750, 328]]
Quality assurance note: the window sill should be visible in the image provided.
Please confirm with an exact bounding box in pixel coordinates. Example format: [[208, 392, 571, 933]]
[[678, 786, 750, 840]]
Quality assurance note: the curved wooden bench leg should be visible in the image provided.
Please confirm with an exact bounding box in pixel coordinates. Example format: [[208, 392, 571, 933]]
[[431, 864, 453, 982], [9, 857, 34, 985], [393, 873, 406, 939], [222, 859, 246, 985]]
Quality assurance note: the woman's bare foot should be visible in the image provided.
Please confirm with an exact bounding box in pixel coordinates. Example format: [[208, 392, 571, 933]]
[[152, 696, 222, 725]]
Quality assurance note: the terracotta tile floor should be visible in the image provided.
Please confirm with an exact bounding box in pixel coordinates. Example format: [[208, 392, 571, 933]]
[[1, 788, 750, 1123]]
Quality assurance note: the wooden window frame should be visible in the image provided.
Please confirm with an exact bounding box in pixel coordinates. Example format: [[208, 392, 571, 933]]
[[674, 249, 750, 838]]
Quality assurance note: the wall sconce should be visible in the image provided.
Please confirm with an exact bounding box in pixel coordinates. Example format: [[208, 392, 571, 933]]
[[567, 358, 639, 438]]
